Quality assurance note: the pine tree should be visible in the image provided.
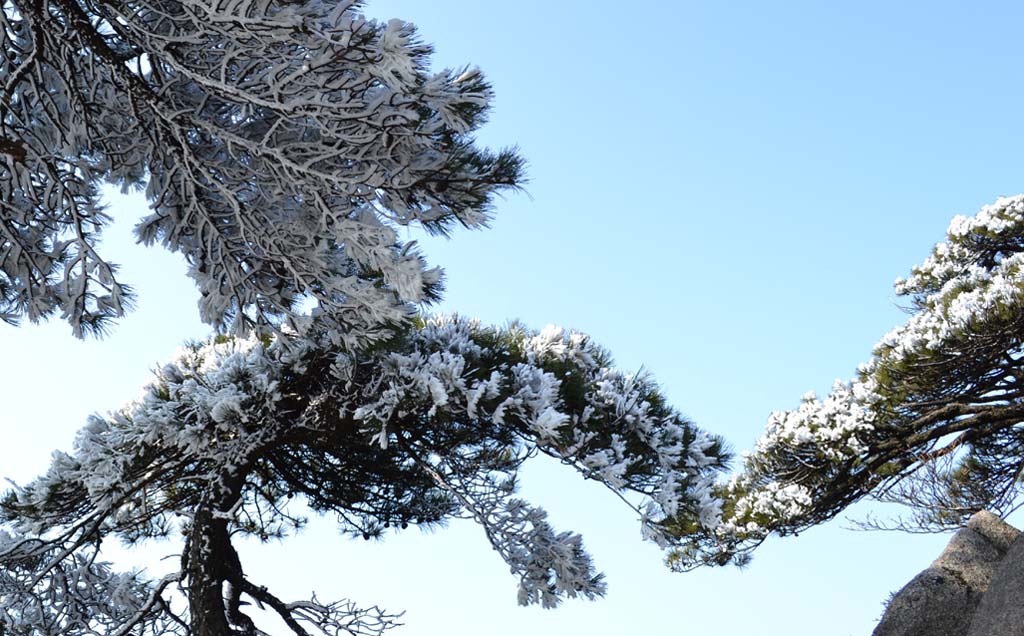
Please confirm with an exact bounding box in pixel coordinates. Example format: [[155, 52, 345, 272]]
[[667, 195, 1024, 571], [0, 317, 729, 634]]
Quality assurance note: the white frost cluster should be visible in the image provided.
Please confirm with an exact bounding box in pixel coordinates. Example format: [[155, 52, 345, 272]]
[[754, 380, 878, 462], [881, 195, 1024, 363], [720, 481, 813, 536], [482, 498, 604, 608]]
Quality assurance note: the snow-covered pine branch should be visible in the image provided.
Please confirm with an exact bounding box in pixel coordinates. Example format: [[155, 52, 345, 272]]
[[666, 195, 1024, 570], [0, 316, 729, 635], [0, 528, 185, 635], [0, 0, 522, 343]]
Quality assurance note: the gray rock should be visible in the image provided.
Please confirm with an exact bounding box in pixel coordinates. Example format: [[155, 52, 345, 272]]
[[966, 510, 1021, 554], [872, 511, 1020, 636], [966, 528, 1024, 636]]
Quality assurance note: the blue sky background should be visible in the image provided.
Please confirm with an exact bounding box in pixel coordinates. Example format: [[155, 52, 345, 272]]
[[5, 1, 1024, 634]]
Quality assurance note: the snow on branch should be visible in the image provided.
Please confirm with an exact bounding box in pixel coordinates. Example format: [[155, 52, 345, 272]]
[[0, 0, 523, 343], [0, 316, 729, 633], [666, 195, 1024, 570], [0, 528, 185, 635]]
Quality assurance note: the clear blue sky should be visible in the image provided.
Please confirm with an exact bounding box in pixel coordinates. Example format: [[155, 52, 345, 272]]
[[4, 1, 1024, 634]]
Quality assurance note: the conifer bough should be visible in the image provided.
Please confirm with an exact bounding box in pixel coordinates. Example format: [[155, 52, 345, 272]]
[[0, 0, 522, 343], [667, 195, 1024, 571]]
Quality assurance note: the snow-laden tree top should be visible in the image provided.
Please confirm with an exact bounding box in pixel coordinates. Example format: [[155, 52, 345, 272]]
[[667, 195, 1024, 570], [0, 0, 522, 343], [0, 316, 728, 635]]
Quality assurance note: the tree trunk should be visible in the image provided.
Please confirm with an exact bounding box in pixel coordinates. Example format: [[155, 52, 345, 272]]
[[186, 466, 255, 636], [187, 507, 235, 636]]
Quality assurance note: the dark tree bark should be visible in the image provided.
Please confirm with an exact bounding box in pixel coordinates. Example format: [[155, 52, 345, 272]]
[[186, 470, 253, 636], [187, 507, 235, 636]]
